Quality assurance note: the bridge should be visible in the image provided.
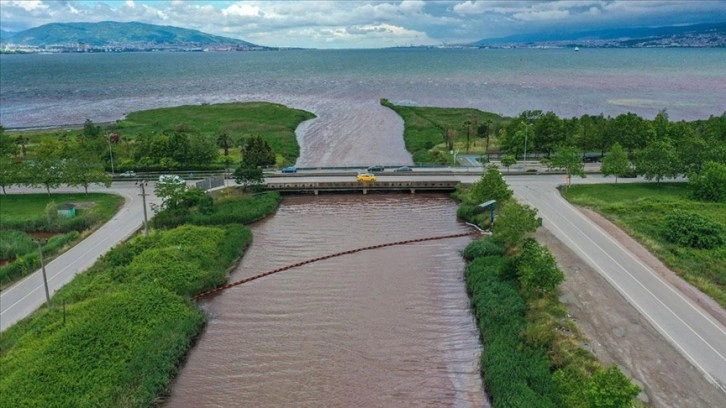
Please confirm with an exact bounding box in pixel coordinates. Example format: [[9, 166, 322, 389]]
[[265, 179, 460, 194]]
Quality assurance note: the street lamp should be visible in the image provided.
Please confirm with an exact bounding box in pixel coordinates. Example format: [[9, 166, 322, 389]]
[[523, 123, 533, 163], [107, 136, 115, 175], [136, 180, 150, 236], [35, 240, 52, 309]]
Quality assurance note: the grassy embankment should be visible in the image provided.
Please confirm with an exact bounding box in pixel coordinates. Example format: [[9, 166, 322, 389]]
[[0, 189, 281, 407], [564, 183, 726, 307], [462, 237, 640, 407], [8, 102, 316, 168], [0, 193, 124, 288], [380, 99, 503, 164]]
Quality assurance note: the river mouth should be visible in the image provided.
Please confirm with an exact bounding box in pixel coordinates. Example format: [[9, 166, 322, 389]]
[[165, 193, 487, 407]]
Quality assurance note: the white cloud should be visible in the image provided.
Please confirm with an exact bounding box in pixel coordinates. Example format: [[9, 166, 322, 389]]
[[2, 0, 48, 12], [222, 3, 261, 18], [0, 1, 724, 48]]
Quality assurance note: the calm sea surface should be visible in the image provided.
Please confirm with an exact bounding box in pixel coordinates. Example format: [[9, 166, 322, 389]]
[[2, 48, 725, 165]]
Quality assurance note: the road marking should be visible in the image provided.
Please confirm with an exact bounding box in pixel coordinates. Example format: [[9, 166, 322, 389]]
[[521, 190, 726, 391]]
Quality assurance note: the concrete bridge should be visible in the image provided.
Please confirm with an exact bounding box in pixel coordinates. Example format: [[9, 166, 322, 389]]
[[265, 180, 460, 194]]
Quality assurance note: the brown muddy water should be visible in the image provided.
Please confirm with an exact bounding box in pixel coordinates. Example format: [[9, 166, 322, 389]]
[[166, 194, 488, 407]]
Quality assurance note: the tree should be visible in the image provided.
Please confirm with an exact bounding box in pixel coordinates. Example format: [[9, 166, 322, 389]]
[[0, 126, 19, 158], [188, 134, 218, 166], [240, 135, 275, 168], [516, 238, 564, 296], [217, 131, 233, 157], [494, 200, 540, 251], [635, 140, 679, 184], [0, 157, 20, 194], [501, 155, 517, 173], [689, 161, 726, 202], [64, 157, 111, 194], [29, 158, 66, 195], [154, 177, 188, 211], [600, 142, 630, 183], [534, 111, 564, 156], [233, 164, 264, 192], [468, 165, 513, 205], [585, 366, 640, 408], [549, 146, 585, 187]]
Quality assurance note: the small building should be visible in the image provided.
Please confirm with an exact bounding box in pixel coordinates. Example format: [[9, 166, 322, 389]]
[[57, 203, 76, 218]]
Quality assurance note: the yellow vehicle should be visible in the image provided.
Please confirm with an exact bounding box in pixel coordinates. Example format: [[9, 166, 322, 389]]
[[356, 173, 377, 182]]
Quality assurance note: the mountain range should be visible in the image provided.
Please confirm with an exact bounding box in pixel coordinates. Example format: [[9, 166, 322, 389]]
[[473, 22, 726, 48], [1, 20, 724, 51], [2, 21, 261, 49]]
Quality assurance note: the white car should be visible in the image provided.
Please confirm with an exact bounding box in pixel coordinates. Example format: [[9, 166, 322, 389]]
[[158, 174, 185, 185]]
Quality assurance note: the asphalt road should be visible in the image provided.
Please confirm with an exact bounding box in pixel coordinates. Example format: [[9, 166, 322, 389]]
[[0, 182, 159, 332], [505, 175, 726, 393]]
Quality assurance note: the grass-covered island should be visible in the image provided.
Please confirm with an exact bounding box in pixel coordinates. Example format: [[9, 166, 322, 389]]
[[0, 188, 281, 407]]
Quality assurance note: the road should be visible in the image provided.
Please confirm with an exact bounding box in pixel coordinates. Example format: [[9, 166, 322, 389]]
[[504, 175, 726, 393], [0, 182, 159, 332]]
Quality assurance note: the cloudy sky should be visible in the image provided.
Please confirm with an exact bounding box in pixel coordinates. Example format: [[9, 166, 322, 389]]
[[1, 0, 724, 48]]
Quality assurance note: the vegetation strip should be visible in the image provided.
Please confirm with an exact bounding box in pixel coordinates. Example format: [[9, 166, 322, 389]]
[[455, 168, 640, 407], [0, 189, 279, 407]]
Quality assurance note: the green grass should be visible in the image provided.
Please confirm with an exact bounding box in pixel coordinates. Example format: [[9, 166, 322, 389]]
[[0, 193, 124, 287], [381, 99, 503, 163], [0, 223, 254, 407], [0, 193, 123, 226], [563, 183, 726, 307], [115, 102, 316, 164]]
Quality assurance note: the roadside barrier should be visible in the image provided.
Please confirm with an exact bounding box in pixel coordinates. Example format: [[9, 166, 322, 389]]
[[193, 230, 479, 299]]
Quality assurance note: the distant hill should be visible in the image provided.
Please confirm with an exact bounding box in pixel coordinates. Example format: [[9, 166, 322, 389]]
[[0, 29, 16, 42], [473, 22, 726, 47], [7, 21, 262, 48]]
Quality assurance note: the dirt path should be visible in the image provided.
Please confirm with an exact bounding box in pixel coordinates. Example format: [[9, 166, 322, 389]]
[[537, 207, 726, 408]]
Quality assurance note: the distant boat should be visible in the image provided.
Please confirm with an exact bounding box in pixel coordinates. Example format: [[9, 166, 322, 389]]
[[574, 47, 580, 52]]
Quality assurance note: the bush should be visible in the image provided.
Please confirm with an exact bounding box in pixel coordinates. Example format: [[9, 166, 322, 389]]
[[664, 210, 724, 249], [0, 230, 36, 259], [462, 238, 505, 261], [690, 161, 726, 202]]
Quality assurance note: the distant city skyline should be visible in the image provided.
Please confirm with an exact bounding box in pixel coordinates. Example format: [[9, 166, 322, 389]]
[[1, 0, 725, 49]]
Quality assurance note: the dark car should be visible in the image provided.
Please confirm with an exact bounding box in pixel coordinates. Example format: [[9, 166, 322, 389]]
[[367, 165, 385, 172], [394, 166, 412, 172], [281, 166, 298, 173]]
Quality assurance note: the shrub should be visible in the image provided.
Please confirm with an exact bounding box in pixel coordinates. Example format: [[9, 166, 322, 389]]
[[0, 230, 36, 259], [664, 210, 724, 249], [462, 238, 505, 261], [690, 161, 726, 202]]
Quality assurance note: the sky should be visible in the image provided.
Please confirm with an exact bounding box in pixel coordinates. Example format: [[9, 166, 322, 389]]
[[1, 0, 725, 48]]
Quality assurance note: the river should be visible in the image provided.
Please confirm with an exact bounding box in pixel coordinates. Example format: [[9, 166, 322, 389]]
[[165, 194, 488, 407]]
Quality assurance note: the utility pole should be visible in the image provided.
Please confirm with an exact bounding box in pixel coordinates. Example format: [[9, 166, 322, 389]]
[[36, 240, 51, 309], [107, 136, 115, 175], [137, 180, 150, 236]]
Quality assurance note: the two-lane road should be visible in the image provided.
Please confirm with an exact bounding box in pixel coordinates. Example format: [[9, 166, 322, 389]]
[[506, 175, 726, 393], [0, 182, 159, 331]]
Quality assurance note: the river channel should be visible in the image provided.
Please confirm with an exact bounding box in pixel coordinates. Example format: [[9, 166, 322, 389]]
[[165, 193, 487, 407]]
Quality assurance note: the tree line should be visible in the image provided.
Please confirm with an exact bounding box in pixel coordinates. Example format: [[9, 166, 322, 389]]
[[0, 120, 279, 195]]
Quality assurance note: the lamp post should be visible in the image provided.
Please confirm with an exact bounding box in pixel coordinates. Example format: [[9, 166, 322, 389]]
[[136, 180, 150, 236], [107, 136, 115, 175], [523, 123, 532, 163], [36, 240, 51, 309]]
